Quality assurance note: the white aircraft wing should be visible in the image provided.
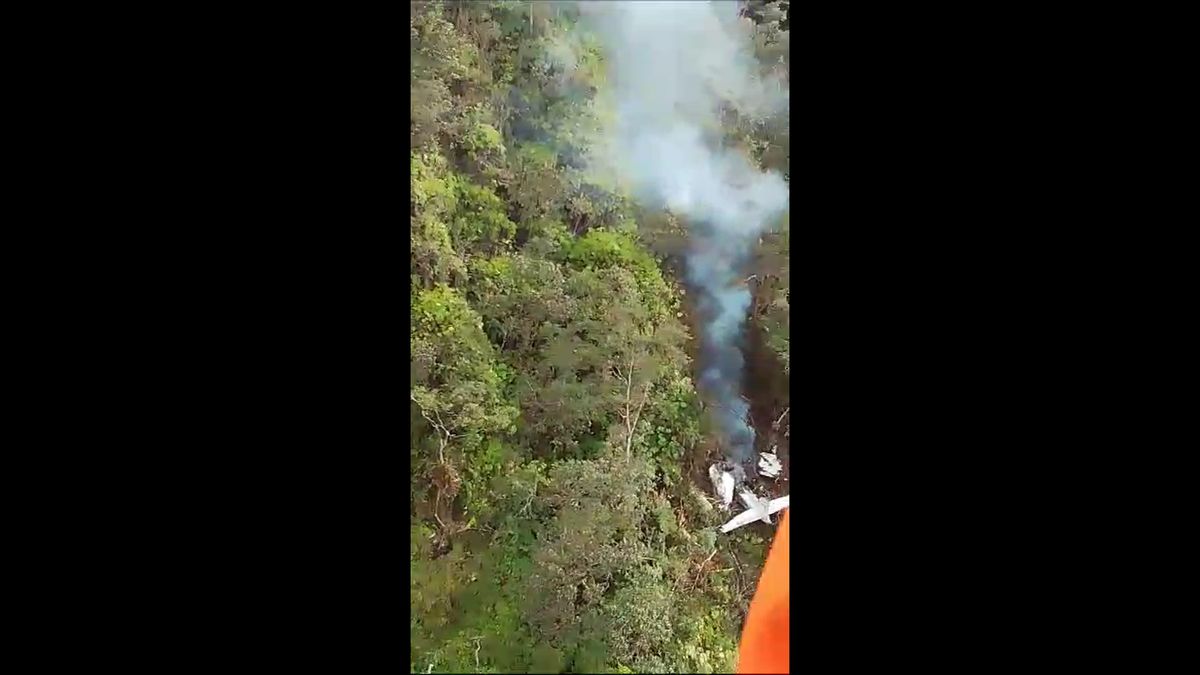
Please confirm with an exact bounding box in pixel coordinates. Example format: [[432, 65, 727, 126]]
[[720, 493, 789, 533], [720, 509, 765, 533], [737, 489, 772, 524]]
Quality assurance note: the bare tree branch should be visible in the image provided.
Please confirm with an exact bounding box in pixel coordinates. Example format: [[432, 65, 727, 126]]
[[773, 406, 790, 429], [618, 353, 655, 459], [626, 382, 651, 459], [411, 392, 454, 464]]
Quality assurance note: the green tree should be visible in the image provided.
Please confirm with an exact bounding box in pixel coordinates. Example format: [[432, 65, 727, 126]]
[[411, 283, 518, 536]]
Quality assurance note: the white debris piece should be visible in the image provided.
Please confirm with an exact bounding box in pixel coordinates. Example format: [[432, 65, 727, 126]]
[[738, 489, 772, 525], [758, 452, 782, 478], [720, 494, 790, 533], [708, 464, 735, 509]]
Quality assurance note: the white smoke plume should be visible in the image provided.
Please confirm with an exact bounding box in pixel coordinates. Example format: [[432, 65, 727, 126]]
[[577, 1, 790, 464]]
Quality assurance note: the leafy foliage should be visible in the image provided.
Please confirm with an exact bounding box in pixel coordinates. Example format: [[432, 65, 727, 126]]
[[410, 2, 789, 672]]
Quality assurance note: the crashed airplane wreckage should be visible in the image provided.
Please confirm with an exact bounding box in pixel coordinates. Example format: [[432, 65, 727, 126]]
[[709, 457, 789, 533]]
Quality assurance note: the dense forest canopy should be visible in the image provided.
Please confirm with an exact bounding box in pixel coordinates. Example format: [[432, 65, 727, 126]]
[[410, 2, 790, 672]]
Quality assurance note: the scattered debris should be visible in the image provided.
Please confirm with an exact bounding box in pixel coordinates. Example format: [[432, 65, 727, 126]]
[[708, 451, 786, 532], [708, 464, 735, 509], [758, 452, 782, 478]]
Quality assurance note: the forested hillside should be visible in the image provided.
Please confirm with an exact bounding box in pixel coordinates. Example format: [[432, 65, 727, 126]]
[[410, 2, 790, 672]]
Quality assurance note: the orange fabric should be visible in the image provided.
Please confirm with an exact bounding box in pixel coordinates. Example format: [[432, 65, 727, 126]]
[[737, 508, 790, 674]]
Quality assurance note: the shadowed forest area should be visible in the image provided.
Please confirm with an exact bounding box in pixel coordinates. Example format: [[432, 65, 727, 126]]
[[410, 2, 790, 671]]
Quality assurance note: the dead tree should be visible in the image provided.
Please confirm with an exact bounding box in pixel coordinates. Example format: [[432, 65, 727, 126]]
[[613, 353, 652, 459], [410, 393, 465, 538]]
